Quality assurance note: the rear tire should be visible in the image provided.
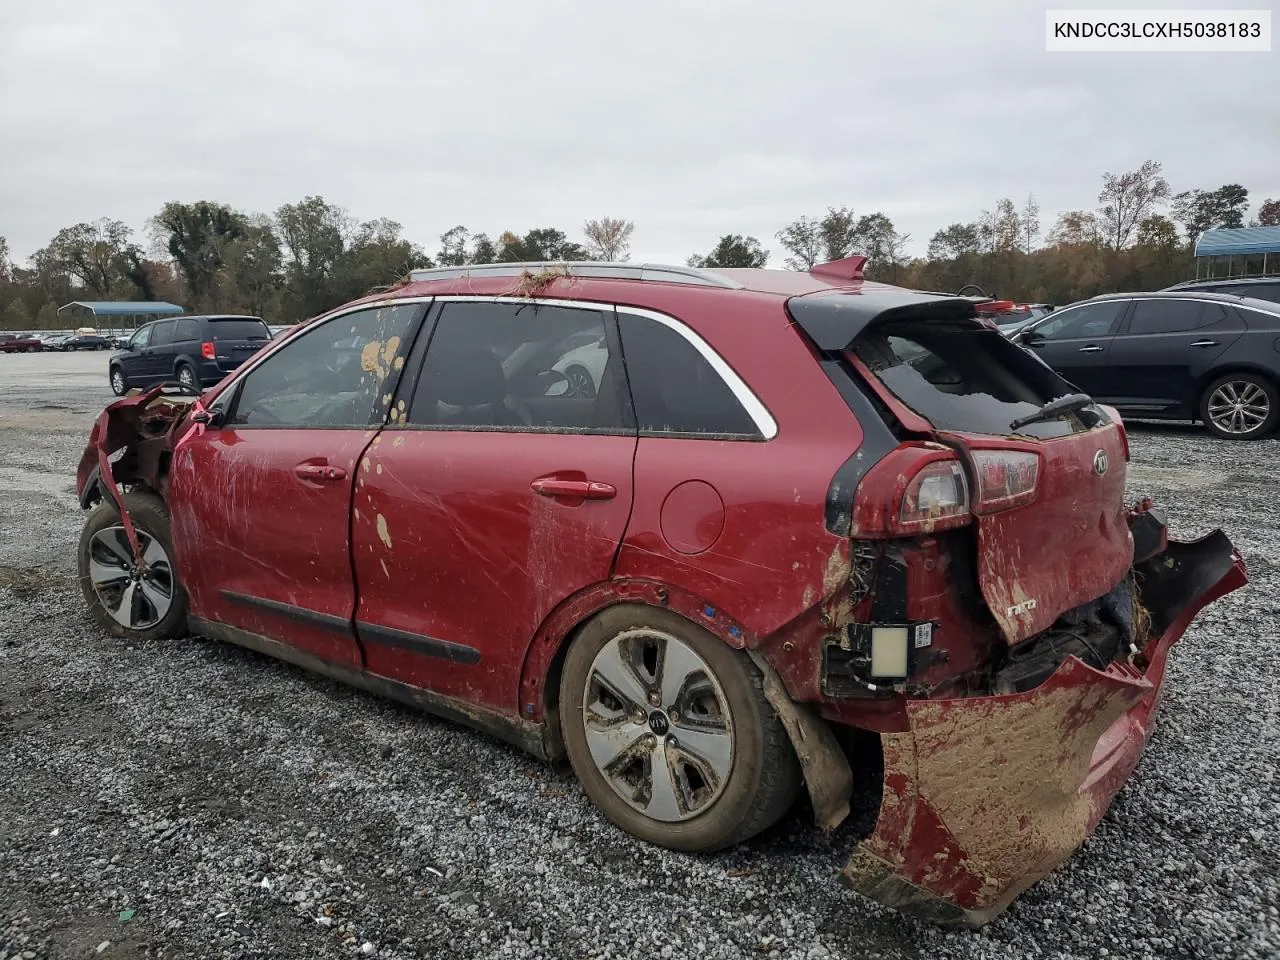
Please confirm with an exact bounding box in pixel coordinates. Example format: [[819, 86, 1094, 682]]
[[559, 605, 799, 853], [176, 363, 198, 390], [1200, 373, 1279, 440], [78, 492, 188, 643]]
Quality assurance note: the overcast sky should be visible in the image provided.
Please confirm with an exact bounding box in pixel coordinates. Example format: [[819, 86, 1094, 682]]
[[1, 0, 1277, 265]]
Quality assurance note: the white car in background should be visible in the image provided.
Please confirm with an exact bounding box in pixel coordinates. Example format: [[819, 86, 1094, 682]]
[[551, 336, 608, 398]]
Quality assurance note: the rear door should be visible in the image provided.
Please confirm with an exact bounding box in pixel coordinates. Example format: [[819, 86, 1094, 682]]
[[354, 299, 637, 712], [1105, 299, 1245, 415], [1020, 300, 1128, 398], [168, 303, 422, 667]]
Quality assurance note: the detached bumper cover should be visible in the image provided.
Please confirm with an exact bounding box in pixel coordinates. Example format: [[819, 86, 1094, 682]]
[[842, 530, 1246, 928]]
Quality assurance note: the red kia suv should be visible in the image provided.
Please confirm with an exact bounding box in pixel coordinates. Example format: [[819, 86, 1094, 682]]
[[74, 257, 1245, 927]]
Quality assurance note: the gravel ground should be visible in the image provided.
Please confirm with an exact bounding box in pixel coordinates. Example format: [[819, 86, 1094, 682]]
[[1, 352, 1277, 960]]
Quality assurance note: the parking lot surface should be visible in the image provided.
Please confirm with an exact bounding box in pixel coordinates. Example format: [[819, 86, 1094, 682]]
[[1, 352, 1277, 960]]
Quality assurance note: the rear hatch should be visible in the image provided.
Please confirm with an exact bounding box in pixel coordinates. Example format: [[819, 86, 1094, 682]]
[[208, 317, 272, 371], [847, 313, 1133, 643]]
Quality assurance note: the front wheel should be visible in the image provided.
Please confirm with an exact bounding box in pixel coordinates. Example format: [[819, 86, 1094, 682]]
[[559, 605, 799, 852], [1200, 373, 1279, 440], [78, 492, 188, 643], [109, 367, 127, 396]]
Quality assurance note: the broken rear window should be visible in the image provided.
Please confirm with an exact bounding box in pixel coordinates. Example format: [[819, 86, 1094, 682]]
[[851, 324, 1088, 439]]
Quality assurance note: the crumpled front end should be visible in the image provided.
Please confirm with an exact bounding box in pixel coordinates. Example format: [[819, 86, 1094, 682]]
[[842, 529, 1246, 928]]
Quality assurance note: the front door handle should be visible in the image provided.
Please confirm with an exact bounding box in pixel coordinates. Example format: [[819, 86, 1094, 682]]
[[1190, 339, 1219, 347], [295, 463, 348, 482], [531, 477, 617, 500], [1078, 345, 1104, 353]]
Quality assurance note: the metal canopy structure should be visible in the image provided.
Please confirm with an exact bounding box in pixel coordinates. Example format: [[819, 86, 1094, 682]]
[[1193, 227, 1280, 279], [57, 301, 184, 337]]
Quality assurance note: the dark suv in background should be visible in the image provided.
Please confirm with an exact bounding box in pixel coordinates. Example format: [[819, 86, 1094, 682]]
[[109, 315, 272, 394]]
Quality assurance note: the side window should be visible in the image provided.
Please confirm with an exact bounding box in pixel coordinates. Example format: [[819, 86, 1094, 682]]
[[409, 302, 630, 433], [229, 304, 418, 428], [1241, 285, 1280, 304], [1128, 300, 1217, 335], [130, 325, 152, 350], [173, 318, 199, 342], [617, 311, 760, 437], [1034, 301, 1126, 341], [150, 321, 175, 347]]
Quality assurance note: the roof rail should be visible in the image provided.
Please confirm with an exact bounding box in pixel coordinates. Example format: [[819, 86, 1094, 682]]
[[407, 261, 743, 289]]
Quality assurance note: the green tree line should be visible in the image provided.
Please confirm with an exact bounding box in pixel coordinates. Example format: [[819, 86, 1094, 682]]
[[2, 163, 1277, 330]]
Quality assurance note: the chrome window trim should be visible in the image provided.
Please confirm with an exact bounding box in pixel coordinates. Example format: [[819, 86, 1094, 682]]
[[429, 296, 778, 440]]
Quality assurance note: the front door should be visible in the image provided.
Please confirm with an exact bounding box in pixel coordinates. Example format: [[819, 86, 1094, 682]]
[[354, 300, 637, 713], [1021, 299, 1128, 399], [168, 303, 423, 667]]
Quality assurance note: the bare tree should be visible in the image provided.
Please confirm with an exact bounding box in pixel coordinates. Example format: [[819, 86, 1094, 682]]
[[1097, 161, 1170, 249], [1021, 193, 1041, 253], [582, 217, 634, 261]]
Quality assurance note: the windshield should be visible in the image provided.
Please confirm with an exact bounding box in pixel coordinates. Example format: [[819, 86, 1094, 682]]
[[209, 318, 270, 341], [852, 323, 1091, 439]]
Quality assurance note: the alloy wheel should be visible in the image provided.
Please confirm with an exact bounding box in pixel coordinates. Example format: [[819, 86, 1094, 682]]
[[178, 366, 196, 388], [1207, 380, 1270, 436], [86, 526, 174, 630], [565, 367, 596, 399], [581, 628, 735, 822], [111, 370, 125, 394]]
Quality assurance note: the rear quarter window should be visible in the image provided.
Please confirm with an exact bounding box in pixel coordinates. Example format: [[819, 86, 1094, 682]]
[[616, 311, 761, 438]]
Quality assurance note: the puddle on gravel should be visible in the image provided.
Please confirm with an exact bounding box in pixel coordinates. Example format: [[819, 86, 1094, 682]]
[[1126, 464, 1231, 491]]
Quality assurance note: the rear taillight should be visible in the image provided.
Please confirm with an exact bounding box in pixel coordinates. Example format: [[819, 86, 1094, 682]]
[[200, 341, 215, 359], [850, 445, 973, 537], [970, 450, 1040, 513], [899, 459, 969, 531]]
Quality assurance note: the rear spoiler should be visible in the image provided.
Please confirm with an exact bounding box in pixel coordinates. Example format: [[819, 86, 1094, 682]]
[[786, 292, 979, 351]]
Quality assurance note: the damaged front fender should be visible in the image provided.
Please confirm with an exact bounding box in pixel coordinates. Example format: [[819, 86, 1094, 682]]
[[843, 530, 1246, 928]]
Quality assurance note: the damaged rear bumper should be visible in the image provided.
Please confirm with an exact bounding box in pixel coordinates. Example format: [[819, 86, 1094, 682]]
[[842, 530, 1246, 928]]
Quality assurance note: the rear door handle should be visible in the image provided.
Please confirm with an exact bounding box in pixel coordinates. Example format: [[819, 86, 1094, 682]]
[[295, 463, 348, 482], [1078, 345, 1104, 353], [530, 477, 617, 500], [1190, 339, 1219, 347]]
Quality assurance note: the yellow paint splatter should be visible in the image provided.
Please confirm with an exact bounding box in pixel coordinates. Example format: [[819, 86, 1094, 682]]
[[360, 341, 382, 373], [362, 457, 370, 472], [382, 336, 401, 364], [389, 407, 399, 421], [382, 393, 392, 404], [397, 399, 406, 412], [393, 436, 404, 448], [376, 513, 393, 548], [380, 559, 390, 579], [376, 463, 383, 475], [393, 357, 404, 371]]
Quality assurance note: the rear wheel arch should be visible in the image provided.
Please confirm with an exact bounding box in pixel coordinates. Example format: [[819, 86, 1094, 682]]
[[1193, 361, 1279, 398], [518, 581, 753, 744]]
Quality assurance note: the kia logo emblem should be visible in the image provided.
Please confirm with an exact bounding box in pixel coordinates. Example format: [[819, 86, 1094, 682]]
[[1093, 450, 1109, 477]]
